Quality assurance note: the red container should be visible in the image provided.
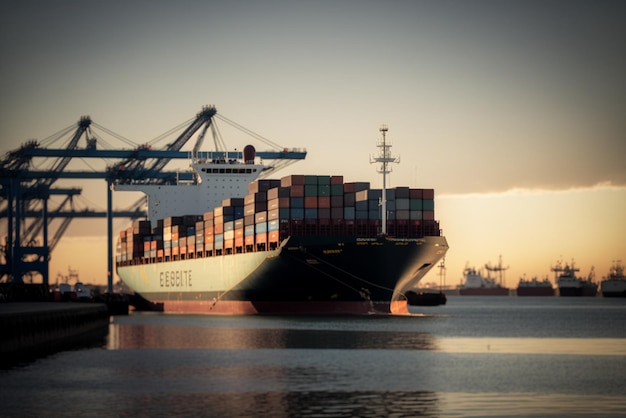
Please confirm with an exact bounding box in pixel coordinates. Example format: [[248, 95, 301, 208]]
[[289, 185, 305, 197], [304, 196, 318, 208], [278, 197, 290, 208], [281, 174, 305, 187], [330, 175, 344, 185], [318, 196, 331, 209], [423, 189, 435, 199]]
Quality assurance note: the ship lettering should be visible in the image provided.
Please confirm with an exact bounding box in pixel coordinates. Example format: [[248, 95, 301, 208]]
[[323, 249, 342, 254], [160, 270, 192, 288]]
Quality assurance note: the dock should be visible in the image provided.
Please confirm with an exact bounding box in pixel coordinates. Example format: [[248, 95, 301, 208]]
[[0, 302, 110, 365]]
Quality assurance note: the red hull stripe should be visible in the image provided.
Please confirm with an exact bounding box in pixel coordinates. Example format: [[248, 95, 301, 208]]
[[136, 300, 409, 315]]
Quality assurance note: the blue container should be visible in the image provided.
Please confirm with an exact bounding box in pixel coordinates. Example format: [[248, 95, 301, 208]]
[[290, 208, 304, 219], [304, 208, 318, 219], [256, 222, 267, 234]]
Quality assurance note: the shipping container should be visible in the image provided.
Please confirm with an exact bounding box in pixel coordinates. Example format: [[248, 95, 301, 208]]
[[280, 174, 305, 187]]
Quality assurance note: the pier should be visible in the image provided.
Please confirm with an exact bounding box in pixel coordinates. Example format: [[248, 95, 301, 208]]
[[0, 302, 109, 365]]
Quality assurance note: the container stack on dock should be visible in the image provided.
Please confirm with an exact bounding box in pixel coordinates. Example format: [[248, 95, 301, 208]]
[[116, 175, 440, 266]]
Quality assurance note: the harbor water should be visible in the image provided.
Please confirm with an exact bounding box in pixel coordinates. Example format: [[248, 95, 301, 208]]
[[1, 296, 625, 417]]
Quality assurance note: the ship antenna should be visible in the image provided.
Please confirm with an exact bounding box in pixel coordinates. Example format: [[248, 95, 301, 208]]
[[370, 124, 399, 235]]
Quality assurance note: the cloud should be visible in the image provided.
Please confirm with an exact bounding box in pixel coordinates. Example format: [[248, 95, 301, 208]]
[[438, 181, 626, 199]]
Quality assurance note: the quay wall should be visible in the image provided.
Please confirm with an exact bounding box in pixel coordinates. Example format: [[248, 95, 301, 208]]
[[0, 303, 109, 362]]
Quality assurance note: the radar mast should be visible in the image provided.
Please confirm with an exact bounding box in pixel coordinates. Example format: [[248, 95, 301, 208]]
[[370, 125, 399, 235]]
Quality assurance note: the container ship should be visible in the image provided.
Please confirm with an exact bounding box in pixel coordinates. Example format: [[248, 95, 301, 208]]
[[600, 260, 626, 298], [516, 276, 555, 296], [115, 125, 448, 314], [552, 260, 597, 297]]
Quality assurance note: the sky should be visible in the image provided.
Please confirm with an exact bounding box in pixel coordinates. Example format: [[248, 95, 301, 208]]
[[1, 0, 625, 288]]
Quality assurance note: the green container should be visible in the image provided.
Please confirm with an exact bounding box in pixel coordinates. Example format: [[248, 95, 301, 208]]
[[331, 184, 344, 196], [409, 199, 423, 210], [317, 175, 331, 185], [304, 184, 318, 196]]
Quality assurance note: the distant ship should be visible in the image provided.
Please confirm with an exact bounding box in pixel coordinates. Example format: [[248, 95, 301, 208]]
[[115, 121, 449, 315], [600, 260, 626, 298], [553, 260, 597, 297], [457, 257, 509, 296], [516, 276, 555, 296]]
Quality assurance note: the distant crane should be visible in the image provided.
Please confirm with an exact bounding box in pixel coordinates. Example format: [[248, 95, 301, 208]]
[[485, 255, 509, 286]]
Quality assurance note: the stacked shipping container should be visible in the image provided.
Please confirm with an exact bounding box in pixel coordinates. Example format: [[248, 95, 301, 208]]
[[116, 175, 440, 265]]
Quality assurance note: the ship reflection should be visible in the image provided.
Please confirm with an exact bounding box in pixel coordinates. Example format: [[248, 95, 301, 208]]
[[107, 322, 437, 350]]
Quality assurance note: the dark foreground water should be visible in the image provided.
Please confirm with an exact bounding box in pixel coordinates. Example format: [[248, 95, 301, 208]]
[[1, 296, 625, 417]]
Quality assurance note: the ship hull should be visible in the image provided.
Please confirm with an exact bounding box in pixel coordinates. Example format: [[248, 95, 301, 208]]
[[117, 235, 448, 315], [516, 287, 555, 297], [458, 288, 509, 296], [558, 285, 597, 297], [600, 281, 626, 298]]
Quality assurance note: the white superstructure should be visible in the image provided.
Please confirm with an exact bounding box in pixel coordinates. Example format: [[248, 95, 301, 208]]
[[115, 159, 265, 227]]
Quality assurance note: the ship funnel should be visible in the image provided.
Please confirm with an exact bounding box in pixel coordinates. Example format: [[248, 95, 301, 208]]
[[243, 145, 256, 164]]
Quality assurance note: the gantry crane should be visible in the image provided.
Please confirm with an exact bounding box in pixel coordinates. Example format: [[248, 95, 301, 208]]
[[0, 105, 306, 294]]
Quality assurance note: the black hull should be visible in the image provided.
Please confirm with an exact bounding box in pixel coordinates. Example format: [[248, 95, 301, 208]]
[[602, 291, 626, 298], [558, 286, 597, 297]]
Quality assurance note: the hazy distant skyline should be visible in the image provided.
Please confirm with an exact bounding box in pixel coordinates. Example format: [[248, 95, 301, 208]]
[[1, 1, 624, 286]]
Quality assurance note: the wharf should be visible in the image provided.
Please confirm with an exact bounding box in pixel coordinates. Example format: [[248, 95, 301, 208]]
[[0, 302, 109, 364]]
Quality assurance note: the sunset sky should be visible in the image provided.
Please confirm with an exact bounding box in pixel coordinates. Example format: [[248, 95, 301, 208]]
[[1, 0, 624, 288]]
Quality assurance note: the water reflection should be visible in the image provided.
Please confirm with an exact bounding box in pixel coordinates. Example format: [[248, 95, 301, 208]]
[[437, 337, 626, 355], [92, 391, 439, 417], [107, 323, 436, 350]]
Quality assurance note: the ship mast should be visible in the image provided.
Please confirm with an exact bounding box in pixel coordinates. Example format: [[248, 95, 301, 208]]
[[370, 125, 399, 235]]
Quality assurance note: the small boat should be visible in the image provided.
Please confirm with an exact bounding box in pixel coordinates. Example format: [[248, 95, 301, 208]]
[[600, 260, 626, 298], [405, 290, 447, 306]]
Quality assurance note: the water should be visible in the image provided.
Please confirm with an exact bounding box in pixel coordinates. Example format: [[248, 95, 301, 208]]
[[2, 296, 625, 417]]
